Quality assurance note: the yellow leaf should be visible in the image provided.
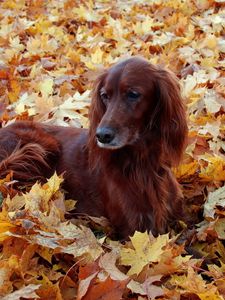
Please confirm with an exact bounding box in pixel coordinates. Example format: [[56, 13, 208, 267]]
[[0, 214, 16, 241], [198, 291, 223, 300], [26, 37, 42, 55], [91, 47, 104, 64], [37, 246, 54, 264], [170, 266, 222, 298], [43, 172, 64, 195], [65, 199, 77, 211], [24, 173, 63, 214], [199, 155, 225, 181], [204, 35, 218, 50], [8, 80, 21, 103], [120, 232, 169, 275], [133, 17, 163, 35], [173, 161, 199, 179], [6, 194, 25, 212], [38, 77, 54, 98], [73, 5, 100, 22], [201, 57, 217, 68]]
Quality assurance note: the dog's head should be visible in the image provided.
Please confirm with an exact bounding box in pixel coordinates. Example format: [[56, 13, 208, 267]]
[[89, 57, 187, 164]]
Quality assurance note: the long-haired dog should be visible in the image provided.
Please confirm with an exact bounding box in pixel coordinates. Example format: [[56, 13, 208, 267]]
[[0, 57, 187, 239]]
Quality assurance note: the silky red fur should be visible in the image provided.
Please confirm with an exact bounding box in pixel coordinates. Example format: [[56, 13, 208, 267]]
[[0, 57, 187, 239]]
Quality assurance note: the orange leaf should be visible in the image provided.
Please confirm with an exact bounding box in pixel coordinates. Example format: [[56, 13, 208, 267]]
[[82, 277, 128, 300]]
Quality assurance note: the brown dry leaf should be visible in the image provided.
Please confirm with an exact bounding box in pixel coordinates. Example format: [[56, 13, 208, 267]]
[[0, 255, 20, 296], [214, 219, 225, 239], [77, 272, 98, 300], [36, 280, 63, 300], [81, 276, 127, 300]]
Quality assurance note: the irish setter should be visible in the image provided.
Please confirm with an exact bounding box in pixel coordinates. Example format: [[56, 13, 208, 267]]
[[0, 57, 187, 239]]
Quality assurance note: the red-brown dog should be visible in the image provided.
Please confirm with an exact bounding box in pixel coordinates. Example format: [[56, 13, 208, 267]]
[[0, 57, 187, 239]]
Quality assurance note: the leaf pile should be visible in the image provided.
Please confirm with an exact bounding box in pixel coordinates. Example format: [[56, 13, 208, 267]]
[[0, 0, 225, 299]]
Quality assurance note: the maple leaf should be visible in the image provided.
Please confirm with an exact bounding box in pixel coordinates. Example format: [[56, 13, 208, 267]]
[[57, 223, 103, 260], [5, 194, 26, 212], [23, 172, 63, 214], [49, 94, 90, 127], [37, 77, 54, 98], [204, 186, 225, 219], [173, 161, 199, 180], [199, 155, 225, 181], [147, 245, 192, 276], [170, 266, 223, 299], [120, 231, 169, 275]]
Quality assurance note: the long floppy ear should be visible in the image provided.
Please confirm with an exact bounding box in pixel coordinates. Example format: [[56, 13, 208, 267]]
[[88, 71, 107, 148], [154, 69, 188, 165]]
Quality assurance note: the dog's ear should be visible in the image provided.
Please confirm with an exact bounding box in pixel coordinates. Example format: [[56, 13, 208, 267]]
[[154, 69, 187, 165], [88, 71, 107, 147]]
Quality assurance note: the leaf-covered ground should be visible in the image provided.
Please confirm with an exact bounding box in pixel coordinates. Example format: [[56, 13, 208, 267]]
[[0, 0, 225, 299]]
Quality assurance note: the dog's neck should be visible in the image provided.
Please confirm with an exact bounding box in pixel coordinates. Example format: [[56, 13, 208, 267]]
[[88, 135, 164, 179]]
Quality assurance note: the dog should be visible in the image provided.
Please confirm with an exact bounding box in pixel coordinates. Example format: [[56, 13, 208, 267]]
[[0, 57, 187, 238]]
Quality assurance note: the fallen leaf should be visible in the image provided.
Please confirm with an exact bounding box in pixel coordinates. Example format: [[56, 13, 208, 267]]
[[120, 231, 169, 275], [2, 284, 41, 300], [204, 186, 225, 219]]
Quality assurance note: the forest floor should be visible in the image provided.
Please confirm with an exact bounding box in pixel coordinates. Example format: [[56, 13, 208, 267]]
[[0, 1, 224, 299]]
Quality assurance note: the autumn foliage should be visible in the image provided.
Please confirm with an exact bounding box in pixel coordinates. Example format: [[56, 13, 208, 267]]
[[0, 0, 225, 299]]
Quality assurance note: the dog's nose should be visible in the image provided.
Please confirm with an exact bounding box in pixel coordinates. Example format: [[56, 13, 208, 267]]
[[96, 127, 115, 144]]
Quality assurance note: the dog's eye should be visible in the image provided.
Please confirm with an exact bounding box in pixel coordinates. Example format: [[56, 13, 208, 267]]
[[127, 91, 140, 102], [100, 91, 109, 103]]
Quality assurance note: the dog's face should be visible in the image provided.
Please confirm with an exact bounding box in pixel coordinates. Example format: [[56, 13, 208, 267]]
[[90, 56, 186, 164], [95, 57, 156, 149]]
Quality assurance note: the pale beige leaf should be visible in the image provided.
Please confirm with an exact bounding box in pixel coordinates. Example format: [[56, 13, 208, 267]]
[[2, 284, 41, 300], [204, 186, 225, 219]]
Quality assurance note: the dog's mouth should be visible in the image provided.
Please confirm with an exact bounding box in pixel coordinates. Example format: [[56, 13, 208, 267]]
[[96, 139, 124, 150]]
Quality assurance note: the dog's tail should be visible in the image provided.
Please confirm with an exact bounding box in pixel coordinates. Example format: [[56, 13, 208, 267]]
[[0, 143, 52, 184], [0, 122, 60, 186]]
